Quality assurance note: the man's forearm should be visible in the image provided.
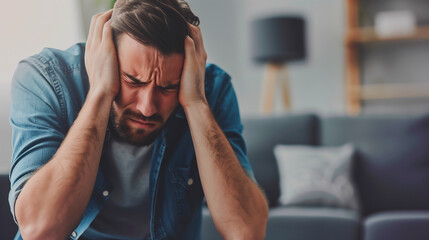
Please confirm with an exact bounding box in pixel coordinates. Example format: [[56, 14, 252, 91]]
[[184, 101, 269, 240], [16, 91, 114, 240]]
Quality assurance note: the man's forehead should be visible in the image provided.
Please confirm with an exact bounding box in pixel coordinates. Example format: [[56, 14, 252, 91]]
[[117, 34, 184, 83]]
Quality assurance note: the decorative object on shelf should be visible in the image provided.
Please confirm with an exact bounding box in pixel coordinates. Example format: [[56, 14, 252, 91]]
[[250, 16, 306, 114], [375, 11, 416, 38], [345, 0, 429, 115]]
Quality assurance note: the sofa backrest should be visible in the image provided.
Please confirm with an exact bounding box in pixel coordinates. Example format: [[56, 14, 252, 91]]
[[319, 114, 429, 216], [0, 174, 18, 239], [242, 114, 319, 207]]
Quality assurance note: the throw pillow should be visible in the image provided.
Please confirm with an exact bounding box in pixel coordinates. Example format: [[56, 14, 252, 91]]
[[273, 143, 359, 210]]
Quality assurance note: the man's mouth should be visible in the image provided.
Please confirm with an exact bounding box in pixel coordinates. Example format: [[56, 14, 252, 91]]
[[128, 117, 157, 129]]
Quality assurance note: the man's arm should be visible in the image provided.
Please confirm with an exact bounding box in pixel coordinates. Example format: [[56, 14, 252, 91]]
[[179, 25, 269, 240], [185, 102, 269, 240], [15, 10, 118, 240]]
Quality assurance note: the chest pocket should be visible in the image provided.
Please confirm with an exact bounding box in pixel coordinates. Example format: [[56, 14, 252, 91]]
[[169, 166, 203, 227]]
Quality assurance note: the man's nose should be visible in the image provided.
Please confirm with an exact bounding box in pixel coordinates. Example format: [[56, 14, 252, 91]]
[[135, 87, 158, 117]]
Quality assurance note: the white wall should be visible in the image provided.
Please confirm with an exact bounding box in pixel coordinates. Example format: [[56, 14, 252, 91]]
[[188, 0, 346, 116]]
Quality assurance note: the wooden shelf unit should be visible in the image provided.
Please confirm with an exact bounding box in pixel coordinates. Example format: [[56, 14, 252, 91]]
[[347, 26, 429, 44], [345, 0, 429, 114], [351, 83, 429, 100]]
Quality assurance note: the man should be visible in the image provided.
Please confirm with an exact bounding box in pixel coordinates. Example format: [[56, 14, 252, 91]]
[[9, 0, 269, 239]]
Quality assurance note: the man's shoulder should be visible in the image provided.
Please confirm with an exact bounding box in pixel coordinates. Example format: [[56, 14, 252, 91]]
[[12, 43, 89, 126], [204, 63, 232, 96], [14, 42, 88, 96], [25, 42, 86, 71], [205, 63, 231, 84], [203, 63, 239, 113]]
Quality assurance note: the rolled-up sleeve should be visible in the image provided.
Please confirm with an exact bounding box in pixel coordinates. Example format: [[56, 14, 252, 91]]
[[9, 59, 66, 222]]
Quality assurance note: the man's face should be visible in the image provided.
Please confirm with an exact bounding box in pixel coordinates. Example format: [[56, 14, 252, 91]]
[[111, 34, 184, 146]]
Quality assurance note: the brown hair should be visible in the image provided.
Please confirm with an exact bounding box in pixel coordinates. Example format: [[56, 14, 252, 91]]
[[111, 0, 199, 55]]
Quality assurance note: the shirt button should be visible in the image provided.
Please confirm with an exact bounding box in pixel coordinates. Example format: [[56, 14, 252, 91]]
[[71, 231, 77, 238], [102, 190, 109, 197], [187, 178, 194, 186]]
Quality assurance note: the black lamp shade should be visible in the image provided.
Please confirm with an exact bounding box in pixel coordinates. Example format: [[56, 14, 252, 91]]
[[250, 16, 306, 63]]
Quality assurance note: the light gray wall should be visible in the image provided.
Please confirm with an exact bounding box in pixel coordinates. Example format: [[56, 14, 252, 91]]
[[187, 0, 346, 116]]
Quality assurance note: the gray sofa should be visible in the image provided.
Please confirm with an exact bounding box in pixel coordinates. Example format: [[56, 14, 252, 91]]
[[2, 113, 429, 239], [0, 174, 18, 239], [202, 113, 429, 240]]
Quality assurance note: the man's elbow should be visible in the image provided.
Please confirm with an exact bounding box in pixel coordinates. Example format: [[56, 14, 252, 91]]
[[229, 222, 268, 240], [240, 228, 267, 240], [229, 210, 269, 240], [16, 195, 71, 240], [20, 220, 66, 240], [16, 203, 56, 240], [248, 203, 269, 240]]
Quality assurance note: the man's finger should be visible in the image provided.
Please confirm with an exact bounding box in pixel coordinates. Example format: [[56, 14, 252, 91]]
[[195, 26, 205, 52], [188, 24, 205, 56], [184, 36, 197, 61], [87, 12, 103, 47], [185, 36, 197, 69], [102, 20, 114, 47], [93, 9, 114, 44]]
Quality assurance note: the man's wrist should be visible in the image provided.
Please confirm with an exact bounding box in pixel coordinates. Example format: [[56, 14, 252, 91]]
[[87, 87, 116, 104], [182, 99, 210, 114]]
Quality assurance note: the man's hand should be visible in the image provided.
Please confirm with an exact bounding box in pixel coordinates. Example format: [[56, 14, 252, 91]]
[[179, 24, 208, 108], [85, 9, 120, 100]]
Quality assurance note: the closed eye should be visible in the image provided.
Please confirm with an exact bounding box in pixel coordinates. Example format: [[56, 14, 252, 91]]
[[122, 72, 179, 91], [122, 73, 146, 85]]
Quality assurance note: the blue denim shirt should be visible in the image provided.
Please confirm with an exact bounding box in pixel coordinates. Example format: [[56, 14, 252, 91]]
[[9, 43, 255, 240]]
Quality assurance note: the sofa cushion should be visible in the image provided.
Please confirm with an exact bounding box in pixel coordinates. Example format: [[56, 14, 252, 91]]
[[319, 114, 429, 216], [266, 206, 359, 240], [242, 114, 319, 207], [201, 206, 359, 240], [364, 211, 429, 240]]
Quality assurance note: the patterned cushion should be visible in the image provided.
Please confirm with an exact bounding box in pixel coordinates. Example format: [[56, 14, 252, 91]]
[[274, 144, 359, 210]]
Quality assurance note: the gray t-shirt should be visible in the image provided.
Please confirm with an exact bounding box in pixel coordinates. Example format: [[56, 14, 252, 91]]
[[82, 136, 154, 240]]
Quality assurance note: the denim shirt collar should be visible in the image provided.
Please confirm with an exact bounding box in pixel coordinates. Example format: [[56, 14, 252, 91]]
[[174, 104, 186, 119]]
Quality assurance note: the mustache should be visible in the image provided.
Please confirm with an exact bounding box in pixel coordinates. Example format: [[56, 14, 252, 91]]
[[123, 109, 163, 123]]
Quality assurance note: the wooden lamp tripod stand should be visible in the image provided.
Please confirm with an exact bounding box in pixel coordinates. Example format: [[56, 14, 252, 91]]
[[262, 63, 291, 114], [250, 16, 306, 115]]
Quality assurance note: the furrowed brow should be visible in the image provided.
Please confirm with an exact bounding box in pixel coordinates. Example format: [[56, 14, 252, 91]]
[[124, 73, 144, 83], [124, 71, 179, 88]]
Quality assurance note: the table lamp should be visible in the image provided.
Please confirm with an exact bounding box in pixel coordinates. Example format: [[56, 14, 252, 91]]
[[250, 16, 306, 114]]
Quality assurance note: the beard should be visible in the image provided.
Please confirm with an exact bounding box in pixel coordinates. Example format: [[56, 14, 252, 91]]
[[109, 106, 164, 146]]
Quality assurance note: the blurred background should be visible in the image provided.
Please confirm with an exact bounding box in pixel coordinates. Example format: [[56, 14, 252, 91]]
[[1, 0, 429, 172]]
